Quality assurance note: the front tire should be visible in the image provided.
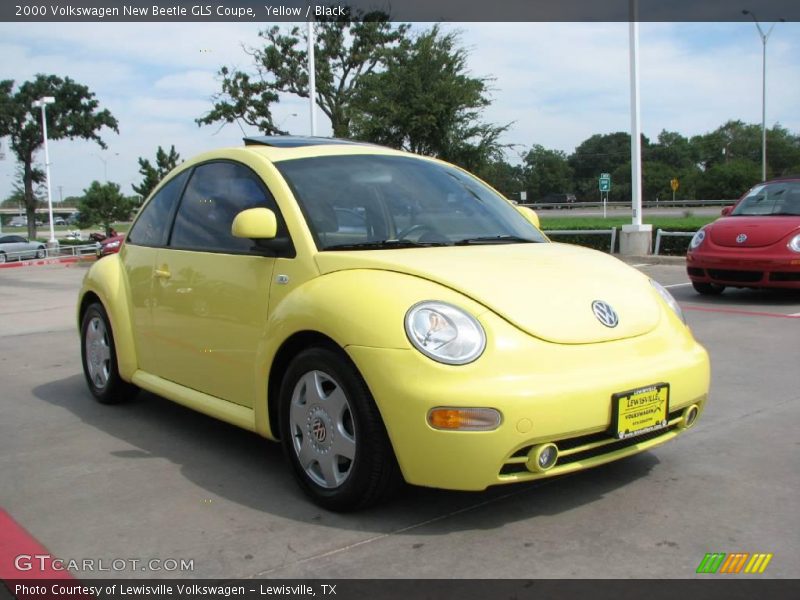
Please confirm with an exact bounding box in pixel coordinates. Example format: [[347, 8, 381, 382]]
[[692, 281, 725, 295], [279, 347, 401, 511], [80, 302, 138, 404]]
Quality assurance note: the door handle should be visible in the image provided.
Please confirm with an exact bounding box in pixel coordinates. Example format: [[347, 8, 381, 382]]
[[154, 267, 171, 279]]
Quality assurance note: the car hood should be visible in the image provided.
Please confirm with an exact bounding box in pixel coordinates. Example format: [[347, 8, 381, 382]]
[[315, 243, 661, 344], [708, 216, 800, 248]]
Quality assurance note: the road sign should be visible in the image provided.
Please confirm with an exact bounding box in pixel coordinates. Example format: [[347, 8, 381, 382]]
[[599, 173, 611, 192], [670, 178, 679, 192]]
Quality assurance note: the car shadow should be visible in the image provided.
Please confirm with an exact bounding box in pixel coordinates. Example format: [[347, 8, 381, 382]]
[[33, 374, 661, 535]]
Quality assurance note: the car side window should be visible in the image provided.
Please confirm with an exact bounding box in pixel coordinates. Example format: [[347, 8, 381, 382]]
[[127, 170, 189, 247], [170, 161, 284, 254]]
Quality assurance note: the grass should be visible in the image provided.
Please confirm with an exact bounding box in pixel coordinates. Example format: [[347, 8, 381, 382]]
[[539, 215, 715, 231]]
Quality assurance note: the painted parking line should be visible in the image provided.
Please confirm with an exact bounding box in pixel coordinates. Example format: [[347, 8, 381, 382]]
[[664, 282, 693, 289], [0, 508, 74, 580], [683, 305, 800, 319]]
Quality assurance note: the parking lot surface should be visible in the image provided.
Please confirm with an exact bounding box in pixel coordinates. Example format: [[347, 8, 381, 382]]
[[1, 260, 798, 579]]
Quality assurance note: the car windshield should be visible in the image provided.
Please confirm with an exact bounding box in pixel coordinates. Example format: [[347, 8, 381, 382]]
[[732, 181, 800, 216], [276, 154, 547, 250]]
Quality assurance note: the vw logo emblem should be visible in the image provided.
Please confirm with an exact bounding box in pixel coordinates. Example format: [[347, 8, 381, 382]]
[[736, 233, 748, 244], [311, 417, 327, 443], [592, 300, 619, 328]]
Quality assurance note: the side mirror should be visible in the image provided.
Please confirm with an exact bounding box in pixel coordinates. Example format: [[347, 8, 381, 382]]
[[516, 205, 541, 229], [721, 206, 733, 216], [232, 208, 277, 240]]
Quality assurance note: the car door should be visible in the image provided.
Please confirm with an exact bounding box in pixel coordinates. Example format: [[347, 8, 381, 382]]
[[122, 170, 190, 374], [149, 160, 287, 408]]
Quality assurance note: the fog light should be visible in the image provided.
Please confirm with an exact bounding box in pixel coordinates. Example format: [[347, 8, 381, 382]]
[[682, 405, 700, 429], [526, 443, 559, 473], [427, 407, 501, 431]]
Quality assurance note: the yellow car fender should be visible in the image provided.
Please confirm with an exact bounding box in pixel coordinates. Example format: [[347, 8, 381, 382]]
[[78, 255, 138, 381], [258, 268, 488, 438]]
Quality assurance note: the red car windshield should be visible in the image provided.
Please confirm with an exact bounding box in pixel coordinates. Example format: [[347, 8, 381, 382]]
[[732, 181, 800, 216]]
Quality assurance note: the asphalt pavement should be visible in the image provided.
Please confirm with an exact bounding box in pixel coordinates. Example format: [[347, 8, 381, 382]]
[[0, 259, 798, 580]]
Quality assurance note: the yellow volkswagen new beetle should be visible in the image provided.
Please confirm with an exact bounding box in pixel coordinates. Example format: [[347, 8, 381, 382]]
[[78, 137, 710, 510]]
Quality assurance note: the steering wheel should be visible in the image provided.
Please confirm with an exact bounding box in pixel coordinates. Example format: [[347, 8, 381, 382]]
[[397, 223, 438, 240]]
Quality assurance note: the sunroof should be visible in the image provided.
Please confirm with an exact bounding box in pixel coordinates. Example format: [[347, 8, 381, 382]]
[[243, 136, 374, 148]]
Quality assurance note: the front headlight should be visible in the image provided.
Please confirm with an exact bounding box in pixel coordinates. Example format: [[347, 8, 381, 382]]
[[405, 301, 486, 365], [689, 228, 706, 250], [788, 233, 800, 253], [105, 241, 121, 249], [650, 279, 685, 324]]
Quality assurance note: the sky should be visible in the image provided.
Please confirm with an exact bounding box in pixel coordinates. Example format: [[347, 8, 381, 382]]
[[0, 20, 799, 203]]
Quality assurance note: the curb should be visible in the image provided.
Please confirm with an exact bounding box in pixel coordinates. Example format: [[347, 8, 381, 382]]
[[0, 255, 95, 270], [618, 255, 686, 266]]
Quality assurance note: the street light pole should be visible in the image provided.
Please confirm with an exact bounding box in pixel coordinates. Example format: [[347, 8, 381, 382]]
[[307, 19, 317, 136], [32, 96, 57, 246], [742, 10, 783, 182]]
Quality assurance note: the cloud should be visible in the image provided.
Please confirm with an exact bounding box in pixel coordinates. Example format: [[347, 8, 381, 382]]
[[1, 20, 799, 201]]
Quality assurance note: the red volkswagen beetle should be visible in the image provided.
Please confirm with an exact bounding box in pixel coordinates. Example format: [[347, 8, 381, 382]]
[[686, 177, 800, 294]]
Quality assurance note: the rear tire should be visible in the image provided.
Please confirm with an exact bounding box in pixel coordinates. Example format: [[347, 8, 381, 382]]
[[692, 281, 725, 295], [80, 302, 138, 404], [0, 252, 5, 264], [35, 246, 46, 259], [279, 346, 402, 511]]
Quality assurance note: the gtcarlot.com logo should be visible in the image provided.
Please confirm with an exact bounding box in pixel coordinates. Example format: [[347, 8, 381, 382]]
[[15, 554, 194, 573], [696, 552, 773, 574]]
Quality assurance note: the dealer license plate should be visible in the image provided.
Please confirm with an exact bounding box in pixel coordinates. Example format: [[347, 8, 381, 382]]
[[612, 384, 669, 440]]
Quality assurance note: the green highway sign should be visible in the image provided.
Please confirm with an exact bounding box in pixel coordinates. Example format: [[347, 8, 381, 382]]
[[599, 173, 611, 192]]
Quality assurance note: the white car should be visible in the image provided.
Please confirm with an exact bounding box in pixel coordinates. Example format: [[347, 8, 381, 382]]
[[0, 235, 46, 263]]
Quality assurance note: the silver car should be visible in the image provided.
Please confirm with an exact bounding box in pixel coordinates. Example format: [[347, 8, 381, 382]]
[[0, 235, 46, 263]]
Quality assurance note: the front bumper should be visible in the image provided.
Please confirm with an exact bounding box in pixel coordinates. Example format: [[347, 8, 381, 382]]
[[687, 250, 800, 289], [347, 309, 710, 491]]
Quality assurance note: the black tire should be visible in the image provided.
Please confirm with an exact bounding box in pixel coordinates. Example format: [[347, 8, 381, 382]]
[[0, 252, 6, 264], [80, 302, 138, 404], [279, 346, 402, 511], [692, 281, 725, 295], [35, 246, 46, 259]]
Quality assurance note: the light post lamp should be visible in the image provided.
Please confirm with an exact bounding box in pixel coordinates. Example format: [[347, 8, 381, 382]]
[[92, 153, 108, 181], [91, 152, 118, 181], [742, 9, 785, 182], [32, 96, 57, 247]]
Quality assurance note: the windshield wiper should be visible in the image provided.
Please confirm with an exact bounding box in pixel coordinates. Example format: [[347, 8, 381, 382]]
[[324, 239, 450, 251], [453, 235, 538, 245]]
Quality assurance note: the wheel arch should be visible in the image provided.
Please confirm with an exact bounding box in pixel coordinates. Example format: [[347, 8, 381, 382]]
[[266, 330, 342, 440], [77, 256, 138, 381]]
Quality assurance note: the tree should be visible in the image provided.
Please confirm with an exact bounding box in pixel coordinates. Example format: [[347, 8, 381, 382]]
[[523, 145, 574, 200], [693, 159, 760, 200], [77, 181, 135, 235], [198, 11, 409, 137], [132, 145, 182, 201], [0, 75, 118, 240], [476, 159, 525, 199], [349, 26, 508, 173]]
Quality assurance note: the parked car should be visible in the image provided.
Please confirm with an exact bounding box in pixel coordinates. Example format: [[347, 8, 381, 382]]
[[686, 176, 800, 294], [53, 217, 67, 226], [96, 233, 125, 258], [8, 216, 27, 228], [0, 235, 46, 263], [78, 136, 710, 511]]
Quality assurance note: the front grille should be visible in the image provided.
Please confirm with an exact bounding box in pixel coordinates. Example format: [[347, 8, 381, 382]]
[[687, 267, 705, 277], [770, 271, 800, 282], [707, 269, 763, 283], [499, 409, 683, 476]]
